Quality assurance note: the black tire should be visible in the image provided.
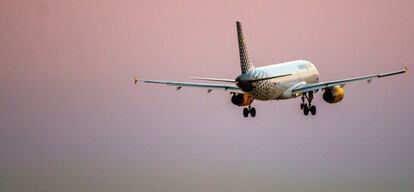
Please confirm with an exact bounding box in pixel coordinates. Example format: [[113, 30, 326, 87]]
[[300, 103, 304, 109], [303, 105, 309, 116], [310, 105, 316, 115], [250, 107, 256, 117], [243, 108, 249, 117]]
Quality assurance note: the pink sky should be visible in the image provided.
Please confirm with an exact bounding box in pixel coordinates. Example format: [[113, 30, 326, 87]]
[[1, 0, 414, 191]]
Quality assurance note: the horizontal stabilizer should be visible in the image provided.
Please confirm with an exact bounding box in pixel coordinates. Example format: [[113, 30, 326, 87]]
[[188, 77, 235, 83], [246, 73, 292, 83]]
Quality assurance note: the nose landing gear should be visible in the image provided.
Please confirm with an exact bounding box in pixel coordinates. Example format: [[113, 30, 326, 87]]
[[301, 92, 316, 116], [243, 106, 256, 118]]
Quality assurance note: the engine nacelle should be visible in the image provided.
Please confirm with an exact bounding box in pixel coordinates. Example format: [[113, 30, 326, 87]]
[[231, 94, 252, 106], [323, 85, 345, 104]]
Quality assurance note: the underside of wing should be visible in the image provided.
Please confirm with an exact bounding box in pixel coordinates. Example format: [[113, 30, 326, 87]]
[[293, 67, 407, 94], [136, 78, 243, 93]]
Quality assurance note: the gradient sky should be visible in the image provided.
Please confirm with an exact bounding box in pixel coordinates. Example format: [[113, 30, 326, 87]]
[[1, 0, 414, 191]]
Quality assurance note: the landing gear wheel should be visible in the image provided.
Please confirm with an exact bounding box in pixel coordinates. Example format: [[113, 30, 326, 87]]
[[303, 105, 309, 116], [243, 108, 249, 117], [301, 92, 317, 116], [250, 107, 256, 117], [310, 105, 316, 115]]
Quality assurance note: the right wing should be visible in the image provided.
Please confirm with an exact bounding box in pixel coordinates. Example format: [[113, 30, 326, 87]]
[[135, 78, 243, 93], [292, 67, 407, 94]]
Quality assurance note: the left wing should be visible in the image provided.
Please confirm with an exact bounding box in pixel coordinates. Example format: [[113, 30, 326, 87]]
[[135, 78, 243, 93], [293, 67, 408, 94]]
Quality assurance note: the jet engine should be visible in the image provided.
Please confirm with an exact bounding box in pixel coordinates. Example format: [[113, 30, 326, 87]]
[[231, 94, 252, 106], [323, 85, 345, 104]]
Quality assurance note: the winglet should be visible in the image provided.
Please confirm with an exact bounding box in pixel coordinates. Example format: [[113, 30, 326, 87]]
[[133, 77, 138, 85], [404, 66, 408, 74]]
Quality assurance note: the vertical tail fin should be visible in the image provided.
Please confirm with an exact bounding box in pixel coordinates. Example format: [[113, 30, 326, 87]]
[[236, 21, 254, 74]]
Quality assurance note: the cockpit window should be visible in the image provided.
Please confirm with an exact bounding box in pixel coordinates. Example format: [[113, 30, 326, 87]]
[[297, 64, 307, 70], [297, 63, 312, 71]]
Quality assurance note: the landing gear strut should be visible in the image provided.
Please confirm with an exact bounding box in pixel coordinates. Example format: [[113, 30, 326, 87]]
[[301, 92, 316, 116], [243, 106, 256, 118]]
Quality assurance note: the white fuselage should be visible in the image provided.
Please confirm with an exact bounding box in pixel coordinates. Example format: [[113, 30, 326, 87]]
[[244, 60, 319, 100]]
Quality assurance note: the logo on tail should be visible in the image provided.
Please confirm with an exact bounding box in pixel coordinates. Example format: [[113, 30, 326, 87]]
[[236, 21, 254, 74]]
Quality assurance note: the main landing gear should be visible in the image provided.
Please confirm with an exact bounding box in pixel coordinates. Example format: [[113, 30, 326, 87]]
[[300, 92, 316, 116], [243, 106, 256, 118]]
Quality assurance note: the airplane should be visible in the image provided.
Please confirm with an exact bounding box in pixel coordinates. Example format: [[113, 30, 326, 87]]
[[134, 21, 407, 117]]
